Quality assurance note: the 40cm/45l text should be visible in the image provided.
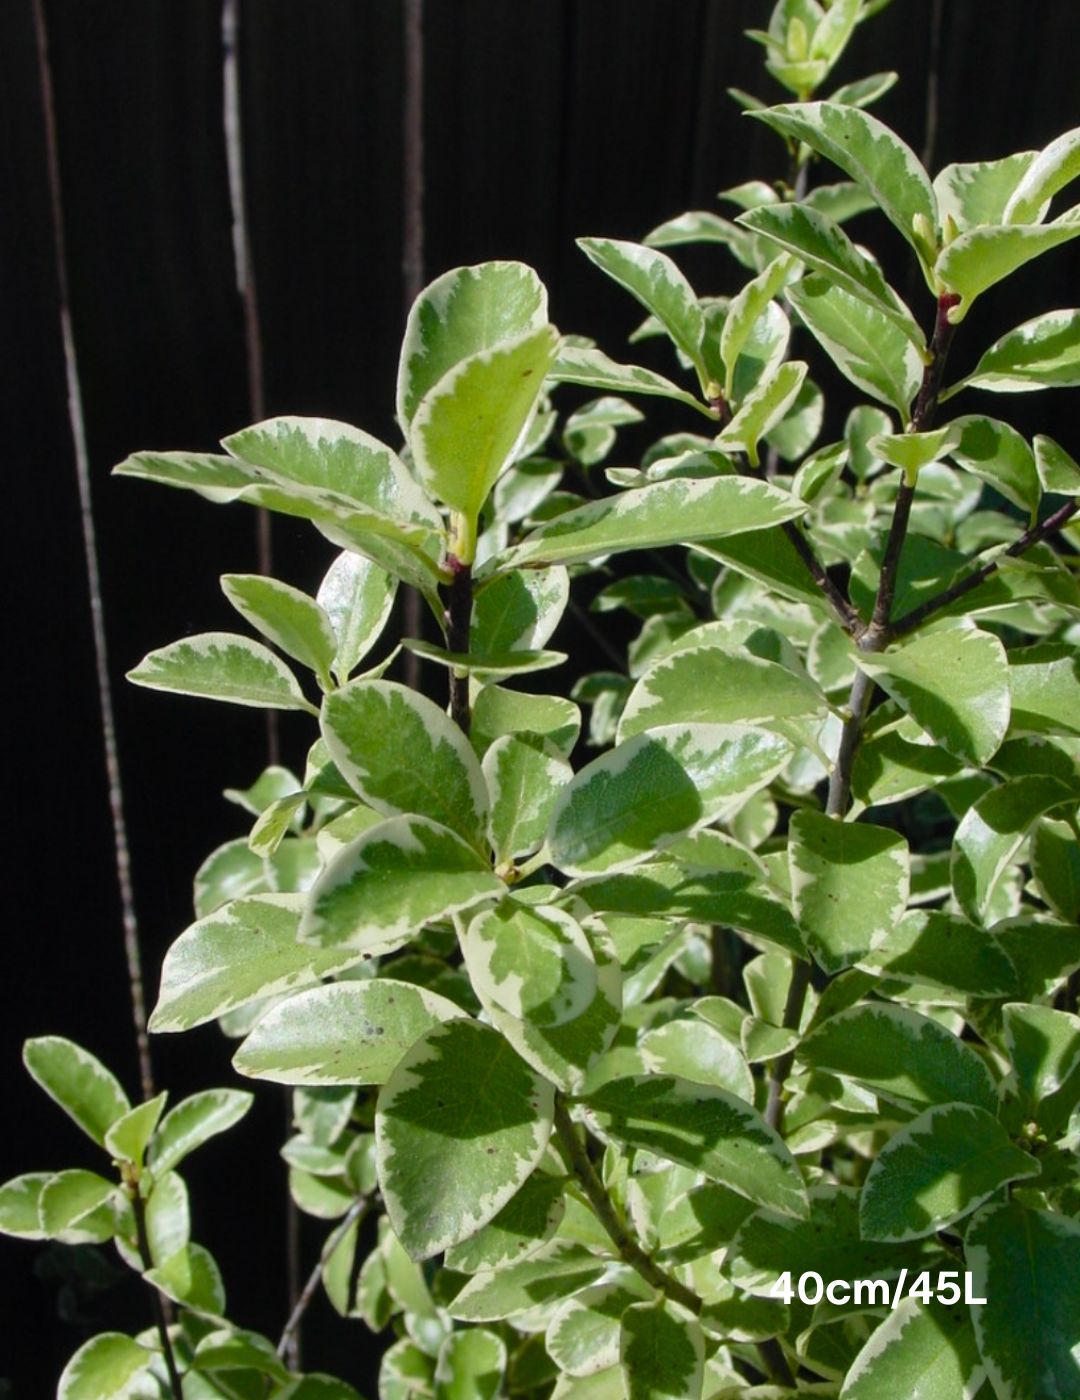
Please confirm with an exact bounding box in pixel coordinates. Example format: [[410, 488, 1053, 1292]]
[[770, 1268, 987, 1308]]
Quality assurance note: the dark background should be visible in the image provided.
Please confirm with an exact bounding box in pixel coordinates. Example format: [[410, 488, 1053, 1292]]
[[3, 1, 1079, 1392]]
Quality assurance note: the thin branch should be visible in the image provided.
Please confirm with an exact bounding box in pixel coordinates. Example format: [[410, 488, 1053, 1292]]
[[277, 1198, 369, 1363], [889, 495, 1080, 641], [222, 0, 278, 765], [553, 1102, 701, 1314], [920, 0, 945, 174], [32, 0, 154, 1104], [402, 0, 425, 691], [763, 957, 813, 1132], [444, 560, 473, 734], [130, 1186, 185, 1399]]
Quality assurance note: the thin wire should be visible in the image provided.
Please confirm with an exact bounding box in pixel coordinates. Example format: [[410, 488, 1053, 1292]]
[[31, 0, 154, 1102]]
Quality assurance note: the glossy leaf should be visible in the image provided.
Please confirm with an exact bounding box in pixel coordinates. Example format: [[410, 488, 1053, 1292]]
[[1003, 1003, 1080, 1117], [717, 360, 808, 466], [57, 1334, 154, 1400], [411, 325, 560, 538], [948, 415, 1040, 514], [39, 1170, 120, 1244], [147, 1088, 253, 1178], [548, 723, 793, 876], [22, 1037, 131, 1147], [938, 213, 1080, 321], [435, 1328, 507, 1400], [1003, 124, 1080, 223], [316, 551, 398, 682], [841, 1295, 984, 1400], [860, 1103, 1038, 1241], [397, 261, 549, 427], [618, 641, 827, 738], [857, 910, 1019, 997], [797, 1003, 997, 1112], [234, 981, 466, 1085], [496, 474, 805, 571], [484, 735, 571, 864], [376, 1018, 554, 1259], [145, 1241, 226, 1315], [127, 632, 317, 713], [472, 568, 569, 655], [104, 1094, 167, 1165], [300, 814, 504, 953], [933, 152, 1038, 232], [868, 424, 961, 478], [1009, 642, 1080, 737], [221, 574, 338, 685], [1031, 817, 1080, 922], [471, 686, 581, 758], [720, 254, 797, 397], [620, 1300, 704, 1400], [639, 1018, 754, 1102], [581, 1075, 808, 1217], [789, 812, 908, 973], [0, 1173, 51, 1240], [947, 308, 1080, 395], [752, 101, 937, 259], [464, 903, 596, 1030], [739, 203, 924, 348], [321, 680, 489, 846], [1034, 432, 1080, 492], [547, 1277, 653, 1377], [965, 1201, 1080, 1400], [549, 344, 705, 414], [788, 275, 923, 416], [952, 774, 1080, 923], [855, 620, 1010, 767], [444, 1170, 566, 1273], [449, 1241, 608, 1322], [150, 894, 359, 1032], [578, 239, 705, 380]]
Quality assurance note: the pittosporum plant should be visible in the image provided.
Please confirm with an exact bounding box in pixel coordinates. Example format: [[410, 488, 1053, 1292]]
[[5, 1, 1080, 1396]]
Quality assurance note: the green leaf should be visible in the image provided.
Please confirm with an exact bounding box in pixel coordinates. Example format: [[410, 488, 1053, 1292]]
[[316, 551, 398, 682], [464, 902, 596, 1030], [57, 1333, 154, 1400], [1031, 817, 1080, 922], [1003, 125, 1080, 223], [564, 396, 644, 467], [192, 1330, 291, 1384], [789, 812, 908, 974], [751, 101, 937, 261], [738, 203, 925, 349], [322, 680, 489, 847], [397, 261, 549, 428], [143, 1089, 252, 1177], [548, 723, 793, 876], [39, 1170, 120, 1244], [952, 775, 1080, 923], [128, 631, 317, 713], [547, 1277, 654, 1377], [933, 151, 1038, 231], [150, 894, 359, 1032], [300, 815, 504, 953], [496, 475, 805, 572], [104, 1093, 168, 1165], [965, 1201, 1080, 1400], [724, 1183, 911, 1295], [860, 1103, 1038, 1241], [619, 640, 827, 739], [841, 1295, 984, 1400], [549, 344, 706, 414], [948, 415, 1040, 514], [620, 1300, 704, 1400], [471, 686, 581, 759], [145, 1242, 226, 1316], [1003, 1003, 1080, 1118], [720, 255, 798, 398], [221, 573, 338, 685], [472, 568, 569, 655], [448, 1241, 608, 1322], [444, 1170, 566, 1273], [856, 910, 1019, 997], [376, 1019, 554, 1259], [0, 1173, 51, 1240], [581, 1075, 808, 1217], [868, 424, 961, 478], [234, 980, 466, 1085], [435, 1328, 507, 1400], [797, 1003, 997, 1112], [1034, 433, 1080, 493], [855, 620, 1010, 767], [112, 448, 252, 500], [578, 239, 706, 382], [788, 275, 923, 416], [484, 735, 571, 864], [23, 1037, 131, 1146], [937, 213, 1080, 321], [1009, 643, 1080, 738], [946, 308, 1080, 395], [695, 523, 832, 614], [717, 360, 808, 467], [141, 1172, 190, 1265], [411, 325, 560, 542], [639, 1018, 754, 1102]]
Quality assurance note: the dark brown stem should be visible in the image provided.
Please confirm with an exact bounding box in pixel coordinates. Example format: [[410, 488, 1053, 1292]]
[[131, 1186, 184, 1399], [763, 957, 813, 1132], [444, 560, 473, 734], [33, 0, 155, 1103], [782, 520, 866, 638], [401, 0, 425, 693], [277, 1198, 369, 1363], [553, 1102, 701, 1314], [889, 496, 1080, 641]]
